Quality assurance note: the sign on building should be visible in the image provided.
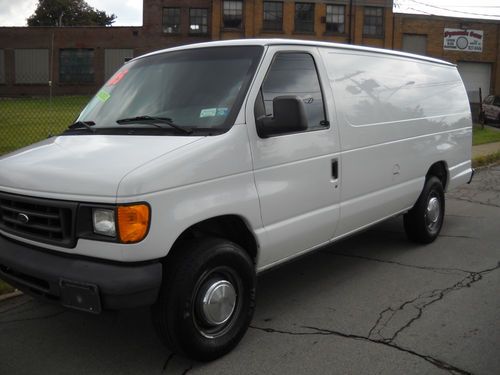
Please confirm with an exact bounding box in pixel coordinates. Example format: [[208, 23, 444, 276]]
[[443, 28, 483, 52]]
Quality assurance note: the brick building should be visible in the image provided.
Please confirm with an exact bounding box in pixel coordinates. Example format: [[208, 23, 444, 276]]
[[0, 0, 499, 102]]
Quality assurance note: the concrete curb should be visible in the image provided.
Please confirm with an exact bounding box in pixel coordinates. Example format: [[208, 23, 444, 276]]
[[0, 290, 23, 303]]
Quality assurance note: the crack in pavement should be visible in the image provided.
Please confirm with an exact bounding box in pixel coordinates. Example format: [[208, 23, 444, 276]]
[[438, 234, 478, 240], [250, 325, 471, 375], [160, 352, 194, 375], [0, 299, 34, 315], [367, 264, 500, 344], [448, 196, 500, 208], [250, 260, 498, 375], [323, 252, 473, 275], [161, 353, 175, 373]]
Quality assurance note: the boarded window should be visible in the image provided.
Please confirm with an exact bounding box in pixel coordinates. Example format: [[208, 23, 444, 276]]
[[402, 34, 427, 56], [104, 49, 134, 81], [59, 49, 94, 83], [0, 50, 4, 84], [15, 49, 49, 84]]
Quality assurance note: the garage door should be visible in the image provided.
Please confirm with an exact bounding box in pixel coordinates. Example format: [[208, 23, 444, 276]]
[[457, 62, 491, 103]]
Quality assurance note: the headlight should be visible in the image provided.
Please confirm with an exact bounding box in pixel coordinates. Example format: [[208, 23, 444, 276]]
[[92, 208, 116, 237]]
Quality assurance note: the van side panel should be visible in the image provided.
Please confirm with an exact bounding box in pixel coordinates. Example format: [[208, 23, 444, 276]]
[[320, 48, 472, 237]]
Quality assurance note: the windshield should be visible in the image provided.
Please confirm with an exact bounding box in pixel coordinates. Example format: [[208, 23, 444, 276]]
[[75, 46, 263, 134]]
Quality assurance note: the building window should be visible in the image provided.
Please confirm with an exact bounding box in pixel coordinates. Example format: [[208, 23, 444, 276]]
[[163, 8, 180, 34], [326, 5, 345, 34], [295, 3, 315, 33], [15, 49, 50, 84], [59, 49, 94, 83], [190, 8, 209, 34], [223, 1, 243, 29], [263, 2, 283, 31], [363, 7, 384, 37]]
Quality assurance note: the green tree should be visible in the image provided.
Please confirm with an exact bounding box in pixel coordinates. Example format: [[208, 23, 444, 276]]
[[27, 0, 116, 27]]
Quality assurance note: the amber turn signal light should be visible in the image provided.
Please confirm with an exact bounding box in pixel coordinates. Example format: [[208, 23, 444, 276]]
[[117, 204, 150, 243]]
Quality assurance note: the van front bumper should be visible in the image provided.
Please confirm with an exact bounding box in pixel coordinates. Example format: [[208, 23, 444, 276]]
[[0, 234, 162, 313]]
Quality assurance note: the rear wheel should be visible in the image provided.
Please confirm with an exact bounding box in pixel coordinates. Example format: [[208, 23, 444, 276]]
[[404, 176, 445, 244], [152, 238, 256, 361]]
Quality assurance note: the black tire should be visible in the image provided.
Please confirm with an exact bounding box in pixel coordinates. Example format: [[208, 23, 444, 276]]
[[151, 238, 256, 361], [404, 176, 445, 244]]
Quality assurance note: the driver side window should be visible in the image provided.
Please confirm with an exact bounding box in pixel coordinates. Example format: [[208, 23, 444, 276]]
[[254, 52, 327, 135]]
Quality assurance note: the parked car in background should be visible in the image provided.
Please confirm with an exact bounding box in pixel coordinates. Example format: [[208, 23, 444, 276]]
[[480, 94, 500, 125]]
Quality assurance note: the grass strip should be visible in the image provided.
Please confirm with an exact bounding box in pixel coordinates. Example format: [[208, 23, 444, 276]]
[[473, 125, 500, 146], [0, 96, 90, 155], [472, 150, 500, 168]]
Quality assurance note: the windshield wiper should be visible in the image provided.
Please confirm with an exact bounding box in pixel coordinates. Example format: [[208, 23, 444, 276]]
[[116, 116, 192, 135], [67, 121, 96, 133]]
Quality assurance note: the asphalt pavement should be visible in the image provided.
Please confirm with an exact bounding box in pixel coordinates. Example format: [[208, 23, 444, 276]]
[[0, 166, 499, 375]]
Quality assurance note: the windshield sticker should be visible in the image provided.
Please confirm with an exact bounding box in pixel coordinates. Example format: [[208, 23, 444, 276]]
[[107, 69, 129, 86], [216, 107, 229, 117], [200, 108, 217, 118], [97, 90, 111, 102]]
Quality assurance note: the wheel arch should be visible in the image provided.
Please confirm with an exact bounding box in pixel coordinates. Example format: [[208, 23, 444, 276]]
[[166, 215, 259, 266], [426, 161, 449, 190]]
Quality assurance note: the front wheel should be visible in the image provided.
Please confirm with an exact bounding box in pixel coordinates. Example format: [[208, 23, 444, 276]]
[[151, 238, 256, 361], [404, 176, 445, 244]]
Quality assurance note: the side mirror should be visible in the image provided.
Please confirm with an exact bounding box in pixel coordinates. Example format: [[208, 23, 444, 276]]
[[256, 95, 308, 138]]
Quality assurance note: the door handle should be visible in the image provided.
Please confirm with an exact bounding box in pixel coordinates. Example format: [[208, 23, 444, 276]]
[[331, 159, 338, 180]]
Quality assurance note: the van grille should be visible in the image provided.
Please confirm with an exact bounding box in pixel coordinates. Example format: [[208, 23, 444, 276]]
[[0, 192, 77, 248]]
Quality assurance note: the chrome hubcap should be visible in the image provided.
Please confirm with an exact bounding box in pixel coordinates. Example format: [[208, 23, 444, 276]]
[[200, 280, 237, 326], [426, 196, 440, 230]]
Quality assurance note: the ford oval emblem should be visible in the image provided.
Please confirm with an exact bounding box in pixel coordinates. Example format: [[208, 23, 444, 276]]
[[17, 213, 30, 224]]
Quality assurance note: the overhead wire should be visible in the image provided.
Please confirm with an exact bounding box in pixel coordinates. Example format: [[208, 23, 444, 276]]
[[406, 0, 500, 18]]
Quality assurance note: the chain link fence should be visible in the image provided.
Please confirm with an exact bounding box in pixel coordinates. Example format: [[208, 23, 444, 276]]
[[0, 95, 90, 155], [0, 44, 133, 156]]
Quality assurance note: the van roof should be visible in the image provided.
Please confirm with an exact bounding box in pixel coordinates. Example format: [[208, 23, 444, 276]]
[[139, 38, 454, 67]]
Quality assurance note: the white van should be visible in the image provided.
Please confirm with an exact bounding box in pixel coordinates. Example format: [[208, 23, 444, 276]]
[[0, 39, 473, 360]]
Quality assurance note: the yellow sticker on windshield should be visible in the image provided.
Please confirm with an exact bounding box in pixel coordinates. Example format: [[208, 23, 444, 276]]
[[97, 90, 111, 102]]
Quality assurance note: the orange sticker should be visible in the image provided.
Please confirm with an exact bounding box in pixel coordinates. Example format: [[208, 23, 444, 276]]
[[107, 69, 129, 86]]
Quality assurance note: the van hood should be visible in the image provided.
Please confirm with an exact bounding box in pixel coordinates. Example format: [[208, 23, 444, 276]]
[[0, 135, 202, 201]]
